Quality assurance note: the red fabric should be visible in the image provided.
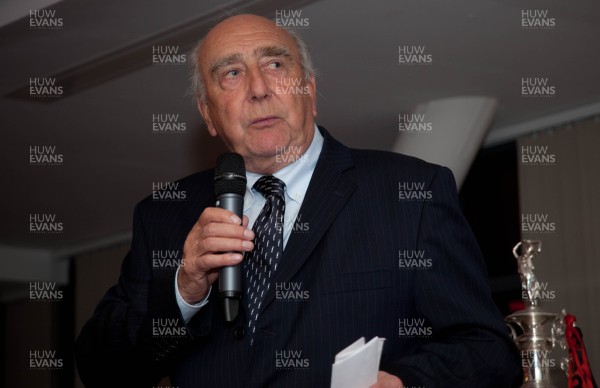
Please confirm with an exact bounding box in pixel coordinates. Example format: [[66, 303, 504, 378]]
[[565, 314, 596, 388]]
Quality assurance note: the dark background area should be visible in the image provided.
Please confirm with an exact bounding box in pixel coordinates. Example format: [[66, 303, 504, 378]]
[[460, 141, 522, 317]]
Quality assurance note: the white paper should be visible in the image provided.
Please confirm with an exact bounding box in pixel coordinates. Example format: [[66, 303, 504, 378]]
[[330, 336, 385, 388]]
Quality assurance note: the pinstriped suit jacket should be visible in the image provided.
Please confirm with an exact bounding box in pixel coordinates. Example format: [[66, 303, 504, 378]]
[[76, 126, 522, 388]]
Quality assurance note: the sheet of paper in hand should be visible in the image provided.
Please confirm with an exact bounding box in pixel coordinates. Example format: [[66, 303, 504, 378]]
[[330, 336, 386, 388]]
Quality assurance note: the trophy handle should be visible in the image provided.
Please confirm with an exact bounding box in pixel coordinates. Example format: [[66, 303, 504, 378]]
[[512, 241, 522, 259], [512, 240, 542, 259], [506, 322, 519, 341]]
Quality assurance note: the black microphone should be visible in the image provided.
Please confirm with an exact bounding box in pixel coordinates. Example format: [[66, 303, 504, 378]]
[[214, 153, 247, 322]]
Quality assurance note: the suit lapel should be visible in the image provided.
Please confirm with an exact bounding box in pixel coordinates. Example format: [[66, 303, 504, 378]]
[[260, 127, 357, 313]]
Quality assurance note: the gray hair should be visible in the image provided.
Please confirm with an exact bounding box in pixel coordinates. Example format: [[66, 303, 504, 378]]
[[189, 27, 315, 103]]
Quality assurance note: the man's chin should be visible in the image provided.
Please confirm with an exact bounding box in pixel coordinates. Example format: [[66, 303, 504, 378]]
[[246, 133, 291, 155]]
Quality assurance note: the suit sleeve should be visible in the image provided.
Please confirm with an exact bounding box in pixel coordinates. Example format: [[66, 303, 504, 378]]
[[380, 166, 522, 388], [75, 203, 213, 387]]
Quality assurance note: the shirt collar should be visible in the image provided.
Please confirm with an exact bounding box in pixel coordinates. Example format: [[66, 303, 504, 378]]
[[244, 124, 324, 210]]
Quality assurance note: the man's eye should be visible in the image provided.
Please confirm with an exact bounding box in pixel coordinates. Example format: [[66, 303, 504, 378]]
[[267, 62, 282, 69], [224, 69, 240, 78]]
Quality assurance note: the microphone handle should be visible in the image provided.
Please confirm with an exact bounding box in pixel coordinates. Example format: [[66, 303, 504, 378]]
[[216, 193, 244, 322]]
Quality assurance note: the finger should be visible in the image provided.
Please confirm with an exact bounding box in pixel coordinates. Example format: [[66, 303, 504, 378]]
[[200, 236, 254, 255], [372, 372, 402, 388], [196, 252, 245, 272], [242, 215, 250, 228], [198, 207, 243, 226], [203, 222, 254, 240]]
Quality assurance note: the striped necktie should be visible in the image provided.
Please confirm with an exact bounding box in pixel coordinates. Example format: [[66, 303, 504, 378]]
[[244, 175, 286, 345]]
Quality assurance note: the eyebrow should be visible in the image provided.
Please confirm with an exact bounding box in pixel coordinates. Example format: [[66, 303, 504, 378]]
[[209, 45, 292, 77], [209, 53, 244, 76], [255, 45, 291, 59]]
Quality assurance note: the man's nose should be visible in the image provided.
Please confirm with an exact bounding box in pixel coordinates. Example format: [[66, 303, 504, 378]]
[[247, 67, 270, 102]]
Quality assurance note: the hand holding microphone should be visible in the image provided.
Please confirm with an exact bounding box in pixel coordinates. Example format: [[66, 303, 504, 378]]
[[178, 153, 253, 322], [213, 153, 247, 321]]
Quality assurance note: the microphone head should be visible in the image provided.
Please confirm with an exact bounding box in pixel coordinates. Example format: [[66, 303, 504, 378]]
[[214, 153, 246, 196]]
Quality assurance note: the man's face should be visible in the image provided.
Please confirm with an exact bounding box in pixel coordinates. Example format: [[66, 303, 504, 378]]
[[197, 15, 317, 173]]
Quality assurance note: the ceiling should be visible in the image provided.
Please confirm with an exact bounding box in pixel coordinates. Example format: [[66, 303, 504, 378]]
[[1, 0, 599, 270]]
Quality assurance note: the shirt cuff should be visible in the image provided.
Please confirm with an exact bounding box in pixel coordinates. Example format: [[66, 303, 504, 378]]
[[175, 266, 211, 323]]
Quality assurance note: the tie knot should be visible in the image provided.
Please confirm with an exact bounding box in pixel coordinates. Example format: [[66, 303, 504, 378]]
[[254, 175, 286, 199]]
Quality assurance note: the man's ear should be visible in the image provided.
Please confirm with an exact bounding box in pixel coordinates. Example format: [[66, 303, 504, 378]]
[[197, 99, 217, 137]]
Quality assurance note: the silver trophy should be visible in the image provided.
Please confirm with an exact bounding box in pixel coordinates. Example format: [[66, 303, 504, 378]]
[[505, 240, 568, 388]]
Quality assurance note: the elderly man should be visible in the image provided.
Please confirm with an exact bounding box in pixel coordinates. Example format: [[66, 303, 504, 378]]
[[76, 14, 521, 388]]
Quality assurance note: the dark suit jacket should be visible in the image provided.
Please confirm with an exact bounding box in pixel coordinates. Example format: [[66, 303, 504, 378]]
[[76, 127, 522, 388]]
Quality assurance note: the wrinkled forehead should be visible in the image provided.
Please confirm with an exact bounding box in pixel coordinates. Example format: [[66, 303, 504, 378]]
[[198, 15, 298, 73]]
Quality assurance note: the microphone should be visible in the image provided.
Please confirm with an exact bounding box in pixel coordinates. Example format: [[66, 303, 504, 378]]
[[214, 153, 247, 322]]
